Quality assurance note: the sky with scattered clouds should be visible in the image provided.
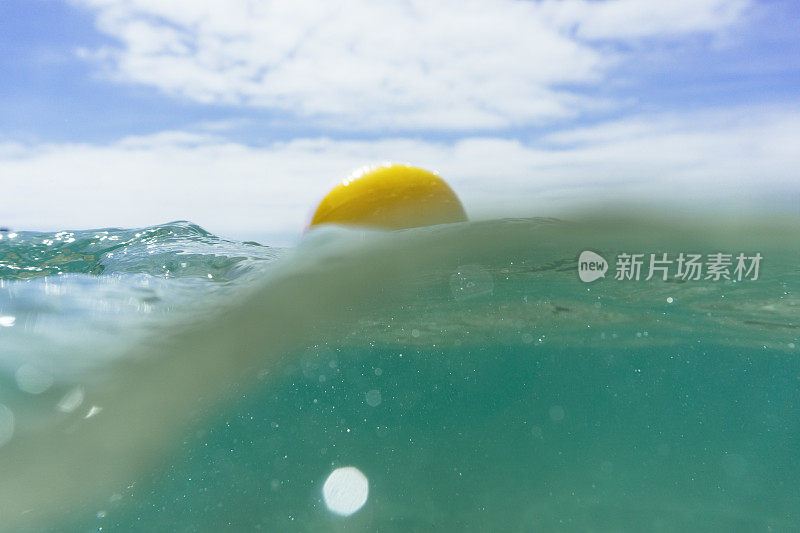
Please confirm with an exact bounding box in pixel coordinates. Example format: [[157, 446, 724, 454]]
[[1, 0, 798, 243]]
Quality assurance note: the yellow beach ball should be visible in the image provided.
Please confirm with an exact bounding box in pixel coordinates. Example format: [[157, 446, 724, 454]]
[[308, 164, 467, 231]]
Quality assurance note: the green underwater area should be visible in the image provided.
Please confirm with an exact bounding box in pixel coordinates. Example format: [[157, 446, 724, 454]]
[[0, 214, 798, 531]]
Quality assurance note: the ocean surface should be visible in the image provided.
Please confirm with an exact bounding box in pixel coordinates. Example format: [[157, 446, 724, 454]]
[[0, 214, 798, 532]]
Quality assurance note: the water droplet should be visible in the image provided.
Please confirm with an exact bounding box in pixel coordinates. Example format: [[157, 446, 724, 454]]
[[322, 466, 369, 516], [57, 387, 84, 413], [721, 452, 748, 478], [549, 405, 565, 422], [15, 364, 54, 394], [365, 389, 382, 407]]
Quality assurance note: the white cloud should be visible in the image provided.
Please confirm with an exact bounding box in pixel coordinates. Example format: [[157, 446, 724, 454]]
[[1, 105, 797, 244], [541, 0, 748, 40], [72, 0, 749, 130]]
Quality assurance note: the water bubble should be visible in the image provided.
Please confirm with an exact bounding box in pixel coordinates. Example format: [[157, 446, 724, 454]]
[[449, 264, 493, 301], [666, 297, 674, 304], [322, 466, 369, 516], [548, 405, 565, 422], [521, 333, 534, 344], [15, 364, 54, 394], [365, 389, 382, 407], [0, 404, 15, 447], [411, 329, 420, 338]]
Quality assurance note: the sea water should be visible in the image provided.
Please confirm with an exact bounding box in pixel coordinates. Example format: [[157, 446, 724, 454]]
[[0, 215, 798, 532]]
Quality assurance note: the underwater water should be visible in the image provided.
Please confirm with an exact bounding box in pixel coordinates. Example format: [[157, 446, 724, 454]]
[[0, 215, 798, 532]]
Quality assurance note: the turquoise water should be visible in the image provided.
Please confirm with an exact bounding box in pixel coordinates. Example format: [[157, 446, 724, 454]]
[[0, 215, 798, 531]]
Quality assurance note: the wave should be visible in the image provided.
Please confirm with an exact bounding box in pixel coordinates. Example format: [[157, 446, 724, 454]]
[[0, 220, 280, 280], [0, 212, 797, 529]]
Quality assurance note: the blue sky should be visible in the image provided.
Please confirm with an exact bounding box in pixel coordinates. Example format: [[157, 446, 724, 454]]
[[1, 0, 799, 243]]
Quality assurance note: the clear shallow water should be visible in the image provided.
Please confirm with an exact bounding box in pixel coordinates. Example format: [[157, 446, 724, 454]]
[[0, 215, 798, 531]]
